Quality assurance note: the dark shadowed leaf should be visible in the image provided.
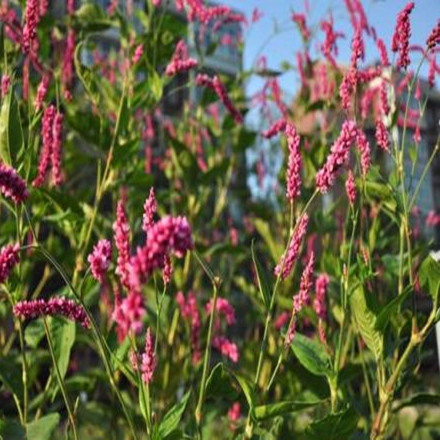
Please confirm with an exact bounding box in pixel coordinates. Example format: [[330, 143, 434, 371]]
[[418, 255, 440, 300], [254, 399, 324, 421], [157, 390, 191, 438], [306, 407, 358, 439]]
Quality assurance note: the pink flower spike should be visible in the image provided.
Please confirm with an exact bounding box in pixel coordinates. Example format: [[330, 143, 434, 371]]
[[1, 75, 10, 96], [113, 200, 131, 290], [356, 128, 371, 176], [285, 123, 301, 202], [88, 239, 112, 283], [35, 75, 50, 111], [345, 171, 356, 205], [22, 0, 40, 54], [142, 187, 157, 233], [33, 105, 55, 188], [391, 2, 415, 70], [112, 290, 146, 341], [206, 296, 236, 326], [314, 273, 330, 320], [375, 119, 389, 152], [132, 44, 143, 65], [212, 336, 239, 363], [0, 164, 29, 204], [51, 111, 64, 186], [141, 328, 156, 384], [0, 243, 20, 284], [13, 297, 90, 328], [316, 120, 357, 193], [275, 213, 309, 281], [426, 20, 440, 50], [261, 119, 286, 139]]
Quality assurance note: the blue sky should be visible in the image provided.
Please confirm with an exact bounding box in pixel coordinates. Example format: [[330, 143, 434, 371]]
[[221, 0, 440, 95]]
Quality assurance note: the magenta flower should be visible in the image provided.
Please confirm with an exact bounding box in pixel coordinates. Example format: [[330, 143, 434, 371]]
[[142, 187, 157, 233], [275, 213, 309, 281], [206, 296, 236, 326], [129, 216, 193, 292], [291, 13, 310, 41], [51, 111, 64, 186], [285, 123, 301, 203], [261, 119, 286, 139], [35, 75, 50, 111], [132, 44, 143, 64], [196, 74, 243, 124], [162, 255, 173, 286], [376, 38, 389, 67], [113, 200, 131, 289], [391, 2, 415, 69], [356, 129, 371, 176], [0, 164, 29, 204], [22, 0, 40, 54], [1, 75, 10, 96], [228, 402, 241, 422], [33, 105, 55, 188], [345, 171, 357, 205], [285, 318, 296, 347], [165, 40, 197, 77], [62, 29, 76, 91], [212, 336, 239, 363], [380, 80, 389, 116], [293, 251, 315, 312], [426, 21, 440, 50], [177, 291, 201, 364], [0, 243, 20, 284], [13, 297, 89, 328], [88, 239, 112, 283], [314, 273, 329, 320], [375, 119, 389, 152], [141, 328, 156, 385], [112, 289, 145, 341], [316, 120, 357, 193]]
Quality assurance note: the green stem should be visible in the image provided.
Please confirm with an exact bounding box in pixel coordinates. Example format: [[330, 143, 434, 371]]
[[195, 282, 219, 429], [43, 318, 78, 440]]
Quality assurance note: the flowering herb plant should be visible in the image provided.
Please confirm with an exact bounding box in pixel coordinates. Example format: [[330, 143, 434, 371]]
[[0, 0, 439, 439]]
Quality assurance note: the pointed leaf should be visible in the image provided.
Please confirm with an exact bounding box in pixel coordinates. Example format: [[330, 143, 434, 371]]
[[251, 241, 271, 310], [254, 399, 324, 421], [291, 333, 332, 377], [350, 285, 383, 362], [0, 87, 24, 166], [375, 286, 411, 332], [26, 413, 60, 440], [418, 255, 440, 301], [205, 363, 237, 400], [306, 407, 358, 439], [157, 390, 191, 438]]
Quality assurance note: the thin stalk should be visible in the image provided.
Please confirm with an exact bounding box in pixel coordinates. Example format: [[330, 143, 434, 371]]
[[43, 318, 78, 440], [195, 282, 219, 429]]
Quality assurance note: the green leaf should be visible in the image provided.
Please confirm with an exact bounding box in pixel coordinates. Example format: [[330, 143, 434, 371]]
[[25, 320, 45, 349], [48, 317, 76, 382], [306, 407, 358, 439], [251, 241, 271, 310], [26, 413, 60, 440], [232, 373, 255, 413], [375, 286, 412, 332], [0, 87, 24, 166], [74, 3, 114, 33], [253, 219, 282, 263], [254, 399, 324, 421], [205, 363, 237, 400], [74, 42, 101, 106], [149, 70, 163, 103], [157, 390, 191, 438], [350, 285, 383, 362], [0, 418, 26, 439], [418, 255, 440, 301], [394, 393, 440, 411], [291, 333, 332, 377], [0, 356, 23, 402]]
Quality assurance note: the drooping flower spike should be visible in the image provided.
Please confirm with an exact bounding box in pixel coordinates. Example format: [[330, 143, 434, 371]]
[[0, 164, 29, 204], [88, 239, 112, 283], [0, 243, 20, 284], [14, 297, 90, 328]]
